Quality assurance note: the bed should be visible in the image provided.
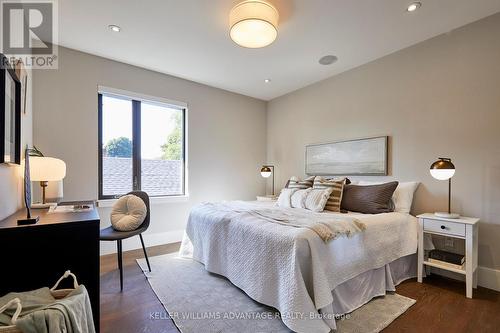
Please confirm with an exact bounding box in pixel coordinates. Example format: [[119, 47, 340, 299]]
[[179, 200, 418, 333]]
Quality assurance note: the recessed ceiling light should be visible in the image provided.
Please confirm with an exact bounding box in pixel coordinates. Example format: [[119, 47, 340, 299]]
[[318, 55, 338, 65], [407, 2, 421, 12], [108, 24, 121, 32], [264, 79, 271, 83]]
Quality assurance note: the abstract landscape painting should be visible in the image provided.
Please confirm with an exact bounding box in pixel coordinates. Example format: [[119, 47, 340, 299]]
[[306, 136, 388, 175]]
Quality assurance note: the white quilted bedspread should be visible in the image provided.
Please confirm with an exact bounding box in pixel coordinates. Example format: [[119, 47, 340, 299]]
[[180, 201, 418, 333]]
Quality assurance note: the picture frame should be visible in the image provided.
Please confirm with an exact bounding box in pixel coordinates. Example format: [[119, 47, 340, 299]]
[[1, 54, 22, 164], [305, 136, 388, 176], [14, 59, 28, 115]]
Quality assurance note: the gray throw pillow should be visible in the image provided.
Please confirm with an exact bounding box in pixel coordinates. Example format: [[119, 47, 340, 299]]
[[341, 181, 399, 214]]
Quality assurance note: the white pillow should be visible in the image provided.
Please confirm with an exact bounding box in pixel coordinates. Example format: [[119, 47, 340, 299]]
[[392, 182, 420, 213], [276, 188, 298, 208], [111, 194, 148, 231], [291, 188, 312, 208], [356, 181, 419, 213], [304, 187, 334, 212]]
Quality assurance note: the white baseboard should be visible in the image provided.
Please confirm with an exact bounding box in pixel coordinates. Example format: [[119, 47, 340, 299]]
[[478, 266, 500, 292], [429, 266, 500, 292], [100, 229, 184, 255]]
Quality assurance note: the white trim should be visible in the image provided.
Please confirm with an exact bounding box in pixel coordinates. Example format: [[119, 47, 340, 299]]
[[100, 229, 184, 255], [478, 266, 500, 292], [98, 85, 187, 109], [97, 195, 189, 207], [184, 104, 189, 197]]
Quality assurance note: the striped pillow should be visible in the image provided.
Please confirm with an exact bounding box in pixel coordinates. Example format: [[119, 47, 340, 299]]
[[313, 176, 347, 212], [304, 188, 334, 212], [287, 176, 315, 189], [291, 188, 312, 208]]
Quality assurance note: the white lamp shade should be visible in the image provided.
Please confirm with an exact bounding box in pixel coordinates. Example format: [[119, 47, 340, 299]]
[[30, 157, 66, 181], [229, 0, 279, 48], [429, 168, 455, 180], [261, 170, 272, 178]]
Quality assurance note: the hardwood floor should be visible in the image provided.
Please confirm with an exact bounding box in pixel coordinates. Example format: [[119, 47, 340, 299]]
[[100, 243, 181, 333], [100, 245, 500, 333]]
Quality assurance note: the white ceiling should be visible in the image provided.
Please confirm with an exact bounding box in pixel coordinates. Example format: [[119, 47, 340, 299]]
[[59, 0, 500, 101]]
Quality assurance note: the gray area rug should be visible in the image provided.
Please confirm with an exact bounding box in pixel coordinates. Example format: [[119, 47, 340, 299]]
[[137, 254, 415, 333]]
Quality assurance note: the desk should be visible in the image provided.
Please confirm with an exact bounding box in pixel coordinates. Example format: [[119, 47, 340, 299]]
[[0, 202, 100, 331]]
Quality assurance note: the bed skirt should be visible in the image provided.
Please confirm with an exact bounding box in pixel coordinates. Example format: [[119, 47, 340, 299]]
[[319, 254, 417, 330]]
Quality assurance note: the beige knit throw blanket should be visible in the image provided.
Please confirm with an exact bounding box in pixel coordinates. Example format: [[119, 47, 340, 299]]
[[204, 202, 366, 242], [247, 209, 365, 242]]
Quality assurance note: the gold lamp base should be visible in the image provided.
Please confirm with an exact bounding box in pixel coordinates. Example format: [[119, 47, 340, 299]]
[[30, 181, 58, 209]]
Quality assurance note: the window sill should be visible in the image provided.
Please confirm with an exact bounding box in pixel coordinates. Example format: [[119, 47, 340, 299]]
[[97, 195, 189, 208]]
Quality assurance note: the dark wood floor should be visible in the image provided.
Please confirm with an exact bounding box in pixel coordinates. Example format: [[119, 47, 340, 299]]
[[100, 244, 500, 333], [100, 243, 181, 333]]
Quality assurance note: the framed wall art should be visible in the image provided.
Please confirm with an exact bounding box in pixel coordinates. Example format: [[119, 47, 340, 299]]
[[305, 136, 388, 176]]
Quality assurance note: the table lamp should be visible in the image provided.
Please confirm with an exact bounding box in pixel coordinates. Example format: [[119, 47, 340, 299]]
[[30, 156, 66, 208], [429, 157, 459, 218], [260, 165, 275, 196]]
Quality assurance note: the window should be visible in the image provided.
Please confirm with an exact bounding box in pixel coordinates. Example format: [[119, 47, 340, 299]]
[[98, 89, 186, 199]]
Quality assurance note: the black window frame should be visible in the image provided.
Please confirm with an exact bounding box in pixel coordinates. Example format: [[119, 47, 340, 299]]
[[98, 92, 186, 199]]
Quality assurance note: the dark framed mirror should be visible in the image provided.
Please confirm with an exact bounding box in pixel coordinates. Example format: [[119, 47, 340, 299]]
[[1, 54, 21, 164]]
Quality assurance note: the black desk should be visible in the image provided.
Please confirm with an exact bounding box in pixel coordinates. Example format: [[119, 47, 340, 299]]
[[0, 202, 100, 331]]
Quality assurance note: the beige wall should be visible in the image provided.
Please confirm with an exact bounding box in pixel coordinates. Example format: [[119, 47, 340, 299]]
[[267, 13, 500, 270], [33, 47, 267, 254], [0, 71, 33, 220]]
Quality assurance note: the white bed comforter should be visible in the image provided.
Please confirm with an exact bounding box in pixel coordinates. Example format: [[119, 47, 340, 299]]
[[180, 201, 418, 333]]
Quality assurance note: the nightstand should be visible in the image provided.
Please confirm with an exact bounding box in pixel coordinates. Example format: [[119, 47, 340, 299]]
[[417, 213, 479, 298], [256, 195, 277, 202]]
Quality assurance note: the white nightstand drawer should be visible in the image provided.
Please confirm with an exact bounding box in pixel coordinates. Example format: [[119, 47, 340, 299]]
[[423, 218, 466, 237]]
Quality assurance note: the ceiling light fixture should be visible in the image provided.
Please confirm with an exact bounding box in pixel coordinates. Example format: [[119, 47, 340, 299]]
[[318, 55, 338, 65], [108, 24, 121, 32], [229, 1, 279, 48], [406, 2, 421, 12], [264, 78, 271, 83]]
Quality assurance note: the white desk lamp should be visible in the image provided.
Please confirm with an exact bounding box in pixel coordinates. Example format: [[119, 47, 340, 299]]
[[30, 157, 66, 208]]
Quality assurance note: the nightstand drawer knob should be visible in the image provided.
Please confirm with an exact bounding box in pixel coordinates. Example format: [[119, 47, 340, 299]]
[[441, 225, 446, 230]]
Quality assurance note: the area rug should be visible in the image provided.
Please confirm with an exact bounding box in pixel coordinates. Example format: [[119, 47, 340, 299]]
[[137, 254, 415, 333]]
